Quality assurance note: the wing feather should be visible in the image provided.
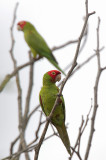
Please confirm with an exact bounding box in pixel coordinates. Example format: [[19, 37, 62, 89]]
[[24, 31, 58, 63]]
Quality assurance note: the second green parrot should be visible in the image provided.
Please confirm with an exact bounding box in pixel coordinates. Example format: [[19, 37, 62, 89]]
[[39, 70, 71, 156], [17, 21, 65, 75]]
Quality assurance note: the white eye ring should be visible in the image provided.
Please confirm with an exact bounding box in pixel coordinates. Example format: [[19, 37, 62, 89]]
[[52, 72, 56, 75]]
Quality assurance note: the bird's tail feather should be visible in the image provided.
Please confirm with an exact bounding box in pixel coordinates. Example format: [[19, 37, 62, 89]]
[[54, 123, 71, 156]]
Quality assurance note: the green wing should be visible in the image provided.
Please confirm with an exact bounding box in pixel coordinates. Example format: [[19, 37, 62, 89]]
[[56, 86, 65, 121], [39, 86, 65, 124], [24, 30, 58, 63], [39, 92, 46, 116], [60, 95, 65, 122]]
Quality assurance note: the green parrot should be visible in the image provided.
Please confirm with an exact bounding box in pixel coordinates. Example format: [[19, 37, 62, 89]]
[[17, 21, 65, 75], [39, 70, 71, 156]]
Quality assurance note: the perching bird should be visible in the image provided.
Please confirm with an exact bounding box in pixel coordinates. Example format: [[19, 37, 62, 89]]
[[39, 70, 71, 156], [17, 21, 65, 75]]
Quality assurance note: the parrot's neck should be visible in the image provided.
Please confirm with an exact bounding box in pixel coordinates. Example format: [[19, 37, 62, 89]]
[[43, 74, 56, 86], [43, 80, 56, 87], [23, 23, 36, 33]]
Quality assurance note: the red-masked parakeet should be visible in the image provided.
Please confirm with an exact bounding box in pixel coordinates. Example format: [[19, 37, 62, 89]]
[[39, 70, 71, 156], [17, 21, 65, 75]]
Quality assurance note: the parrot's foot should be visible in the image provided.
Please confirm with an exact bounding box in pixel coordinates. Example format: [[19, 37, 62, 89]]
[[56, 93, 63, 97], [68, 156, 72, 160], [46, 116, 51, 122], [68, 153, 72, 159], [33, 55, 42, 61], [33, 57, 37, 60]]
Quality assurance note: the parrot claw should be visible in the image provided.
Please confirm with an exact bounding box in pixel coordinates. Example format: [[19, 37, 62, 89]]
[[68, 156, 72, 160], [56, 93, 63, 97], [33, 55, 42, 61], [46, 116, 51, 122]]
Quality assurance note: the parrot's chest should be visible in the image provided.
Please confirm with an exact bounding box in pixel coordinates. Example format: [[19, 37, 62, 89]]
[[40, 87, 59, 115], [44, 89, 57, 107], [40, 86, 65, 126]]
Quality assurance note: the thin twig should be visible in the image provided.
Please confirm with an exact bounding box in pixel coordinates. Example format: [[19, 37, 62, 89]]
[[1, 143, 37, 160], [84, 17, 102, 160], [77, 116, 84, 154], [35, 112, 43, 141], [9, 3, 30, 160], [0, 57, 40, 92], [34, 120, 50, 160], [81, 99, 93, 134], [23, 51, 34, 127], [79, 20, 88, 54], [51, 39, 78, 51], [71, 116, 84, 158], [71, 147, 82, 160], [27, 104, 40, 122], [10, 135, 20, 155], [51, 19, 89, 52], [71, 100, 93, 159]]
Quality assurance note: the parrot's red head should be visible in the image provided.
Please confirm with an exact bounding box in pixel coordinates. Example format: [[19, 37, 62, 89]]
[[17, 21, 26, 30], [48, 70, 61, 82]]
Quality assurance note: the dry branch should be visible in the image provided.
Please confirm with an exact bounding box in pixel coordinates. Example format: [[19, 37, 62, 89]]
[[84, 17, 103, 160], [9, 3, 30, 160]]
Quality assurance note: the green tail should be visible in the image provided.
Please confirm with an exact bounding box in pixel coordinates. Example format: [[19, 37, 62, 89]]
[[54, 123, 71, 156], [48, 59, 66, 76]]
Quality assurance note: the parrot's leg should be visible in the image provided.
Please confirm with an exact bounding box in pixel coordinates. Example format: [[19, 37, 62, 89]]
[[46, 116, 52, 122], [33, 55, 43, 60], [56, 93, 63, 97]]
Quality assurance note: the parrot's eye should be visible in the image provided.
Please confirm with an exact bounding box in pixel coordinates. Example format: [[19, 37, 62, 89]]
[[52, 72, 56, 75]]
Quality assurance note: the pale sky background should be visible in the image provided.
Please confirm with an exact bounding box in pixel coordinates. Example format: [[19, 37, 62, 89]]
[[0, 0, 106, 160]]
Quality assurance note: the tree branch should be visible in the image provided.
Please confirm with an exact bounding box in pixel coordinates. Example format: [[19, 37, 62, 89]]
[[23, 51, 34, 127], [84, 17, 102, 160], [9, 3, 30, 160], [51, 39, 78, 51]]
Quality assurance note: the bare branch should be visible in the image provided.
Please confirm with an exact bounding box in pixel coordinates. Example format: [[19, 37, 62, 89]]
[[101, 66, 106, 71], [23, 51, 34, 127], [0, 57, 41, 92], [34, 120, 49, 160], [81, 99, 93, 134], [51, 39, 78, 51], [27, 104, 40, 122], [84, 17, 102, 160], [9, 3, 30, 160], [10, 135, 20, 155], [70, 99, 93, 160], [71, 116, 84, 158], [51, 18, 89, 52], [71, 147, 82, 160], [27, 112, 43, 147]]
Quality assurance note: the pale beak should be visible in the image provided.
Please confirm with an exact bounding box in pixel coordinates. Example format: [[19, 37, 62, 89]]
[[55, 74, 61, 82], [17, 25, 22, 31]]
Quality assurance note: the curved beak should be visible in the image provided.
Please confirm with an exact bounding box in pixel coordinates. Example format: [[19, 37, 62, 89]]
[[55, 74, 61, 82], [17, 25, 22, 31]]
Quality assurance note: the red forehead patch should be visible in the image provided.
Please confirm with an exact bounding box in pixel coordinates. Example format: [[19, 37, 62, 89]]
[[17, 21, 26, 29], [47, 70, 61, 80]]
